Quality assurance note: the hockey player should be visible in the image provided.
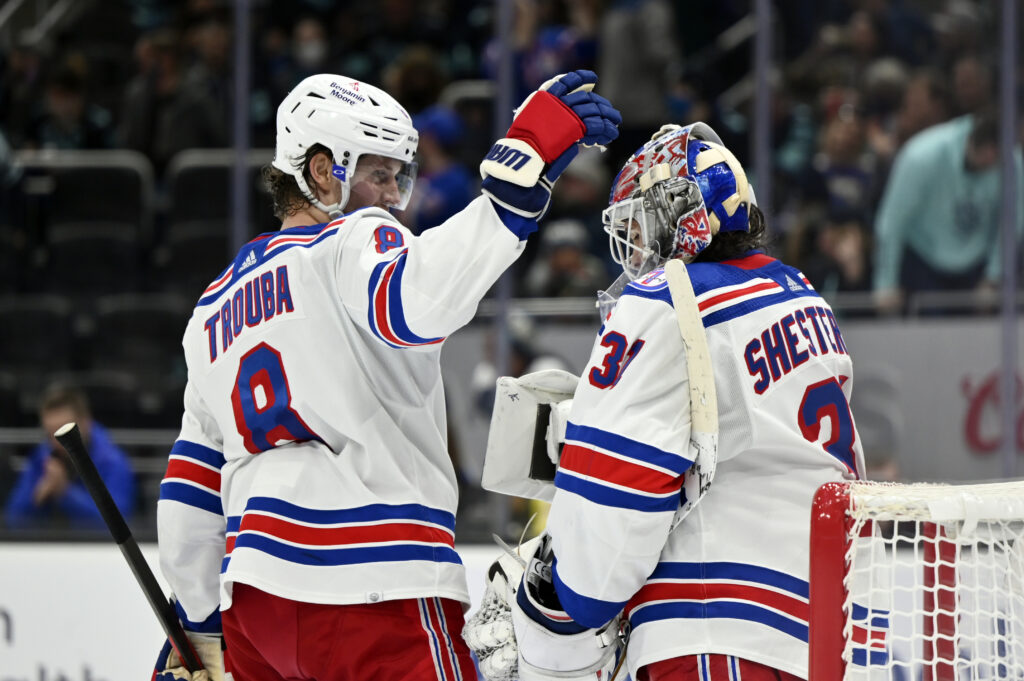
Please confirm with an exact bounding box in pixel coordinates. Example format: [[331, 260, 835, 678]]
[[465, 123, 865, 680], [153, 71, 620, 681]]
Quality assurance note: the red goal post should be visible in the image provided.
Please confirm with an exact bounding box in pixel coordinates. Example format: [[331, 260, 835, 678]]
[[809, 480, 1024, 680]]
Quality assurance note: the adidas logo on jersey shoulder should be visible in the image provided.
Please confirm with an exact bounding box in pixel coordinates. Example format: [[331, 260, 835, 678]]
[[784, 274, 803, 292], [238, 250, 258, 272]]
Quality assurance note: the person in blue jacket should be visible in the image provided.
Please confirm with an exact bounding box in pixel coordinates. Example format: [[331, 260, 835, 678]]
[[4, 383, 135, 529]]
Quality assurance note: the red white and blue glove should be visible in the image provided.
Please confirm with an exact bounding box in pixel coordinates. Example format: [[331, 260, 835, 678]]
[[481, 70, 621, 221], [153, 633, 226, 681]]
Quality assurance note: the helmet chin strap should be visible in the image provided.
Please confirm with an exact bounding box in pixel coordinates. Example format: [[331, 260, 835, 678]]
[[294, 172, 348, 220]]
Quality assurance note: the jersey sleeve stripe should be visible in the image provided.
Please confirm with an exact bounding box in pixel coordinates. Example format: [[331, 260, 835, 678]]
[[559, 444, 683, 495], [565, 423, 692, 475], [367, 250, 445, 348], [159, 481, 223, 515], [173, 600, 222, 635], [169, 440, 226, 470], [164, 458, 221, 491], [554, 469, 681, 512], [551, 559, 627, 629], [515, 583, 589, 635]]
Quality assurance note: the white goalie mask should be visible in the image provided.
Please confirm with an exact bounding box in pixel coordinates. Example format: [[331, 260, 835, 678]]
[[272, 74, 419, 217], [603, 122, 754, 280]]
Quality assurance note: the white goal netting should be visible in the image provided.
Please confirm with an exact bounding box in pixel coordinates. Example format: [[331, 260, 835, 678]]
[[839, 481, 1024, 680]]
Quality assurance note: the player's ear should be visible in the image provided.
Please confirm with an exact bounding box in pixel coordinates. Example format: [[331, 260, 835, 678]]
[[306, 151, 334, 197]]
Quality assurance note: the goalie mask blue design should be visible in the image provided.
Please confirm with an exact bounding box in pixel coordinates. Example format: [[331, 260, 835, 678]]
[[603, 122, 755, 278]]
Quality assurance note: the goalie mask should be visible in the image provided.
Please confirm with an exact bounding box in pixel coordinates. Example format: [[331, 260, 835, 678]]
[[603, 122, 754, 279], [272, 74, 419, 218]]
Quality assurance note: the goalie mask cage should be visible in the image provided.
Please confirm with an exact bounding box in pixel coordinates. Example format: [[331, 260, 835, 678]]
[[809, 480, 1024, 681]]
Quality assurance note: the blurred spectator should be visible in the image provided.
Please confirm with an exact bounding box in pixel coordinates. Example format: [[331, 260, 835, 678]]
[[24, 61, 115, 151], [801, 207, 872, 297], [291, 16, 331, 80], [950, 52, 993, 117], [548, 146, 608, 226], [931, 0, 985, 69], [182, 14, 233, 130], [522, 218, 609, 298], [400, 105, 475, 233], [118, 28, 227, 174], [804, 94, 880, 221], [895, 69, 951, 146], [483, 0, 599, 104], [861, 57, 910, 163], [4, 383, 135, 530], [788, 9, 888, 97], [872, 111, 1024, 315], [597, 0, 683, 161], [382, 44, 449, 115], [0, 41, 46, 148]]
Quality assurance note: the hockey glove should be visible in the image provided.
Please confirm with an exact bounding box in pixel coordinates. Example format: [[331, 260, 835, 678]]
[[481, 70, 621, 220], [153, 633, 227, 681], [464, 534, 622, 681], [464, 536, 539, 681]]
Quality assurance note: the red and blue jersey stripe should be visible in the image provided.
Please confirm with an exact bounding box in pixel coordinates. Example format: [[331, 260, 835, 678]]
[[196, 219, 345, 307], [366, 248, 445, 348], [159, 440, 225, 516], [262, 219, 344, 259], [625, 562, 810, 642], [221, 497, 460, 572], [687, 254, 818, 328], [554, 423, 692, 513]]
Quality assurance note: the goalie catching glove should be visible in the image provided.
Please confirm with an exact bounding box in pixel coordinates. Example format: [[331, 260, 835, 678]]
[[463, 534, 623, 681], [153, 632, 229, 681], [481, 70, 621, 220]]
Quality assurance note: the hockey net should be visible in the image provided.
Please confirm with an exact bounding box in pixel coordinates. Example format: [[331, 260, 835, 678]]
[[809, 480, 1024, 680]]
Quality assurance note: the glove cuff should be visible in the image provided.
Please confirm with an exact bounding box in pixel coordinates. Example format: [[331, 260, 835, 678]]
[[508, 91, 586, 163], [482, 176, 551, 222]]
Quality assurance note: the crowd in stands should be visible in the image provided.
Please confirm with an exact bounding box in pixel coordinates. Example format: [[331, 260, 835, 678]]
[[0, 0, 1021, 533], [1, 0, 1019, 309]]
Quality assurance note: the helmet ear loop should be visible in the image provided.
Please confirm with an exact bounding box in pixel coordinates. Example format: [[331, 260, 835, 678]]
[[297, 155, 347, 218]]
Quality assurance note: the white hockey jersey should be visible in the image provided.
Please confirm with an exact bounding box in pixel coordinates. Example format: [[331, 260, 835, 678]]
[[158, 196, 531, 633], [545, 253, 872, 679]]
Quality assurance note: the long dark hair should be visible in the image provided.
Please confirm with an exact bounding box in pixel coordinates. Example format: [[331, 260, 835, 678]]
[[694, 204, 771, 262], [261, 143, 331, 220]]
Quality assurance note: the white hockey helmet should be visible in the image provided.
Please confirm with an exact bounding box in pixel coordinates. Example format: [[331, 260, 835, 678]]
[[603, 122, 755, 279], [272, 74, 419, 217]]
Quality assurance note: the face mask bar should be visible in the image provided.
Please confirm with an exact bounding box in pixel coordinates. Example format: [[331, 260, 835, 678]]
[[603, 196, 661, 280], [604, 185, 703, 279]]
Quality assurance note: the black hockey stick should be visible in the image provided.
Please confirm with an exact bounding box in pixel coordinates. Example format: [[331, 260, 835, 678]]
[[55, 422, 204, 673]]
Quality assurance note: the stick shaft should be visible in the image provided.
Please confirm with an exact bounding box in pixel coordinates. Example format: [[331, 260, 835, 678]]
[[55, 422, 204, 673]]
